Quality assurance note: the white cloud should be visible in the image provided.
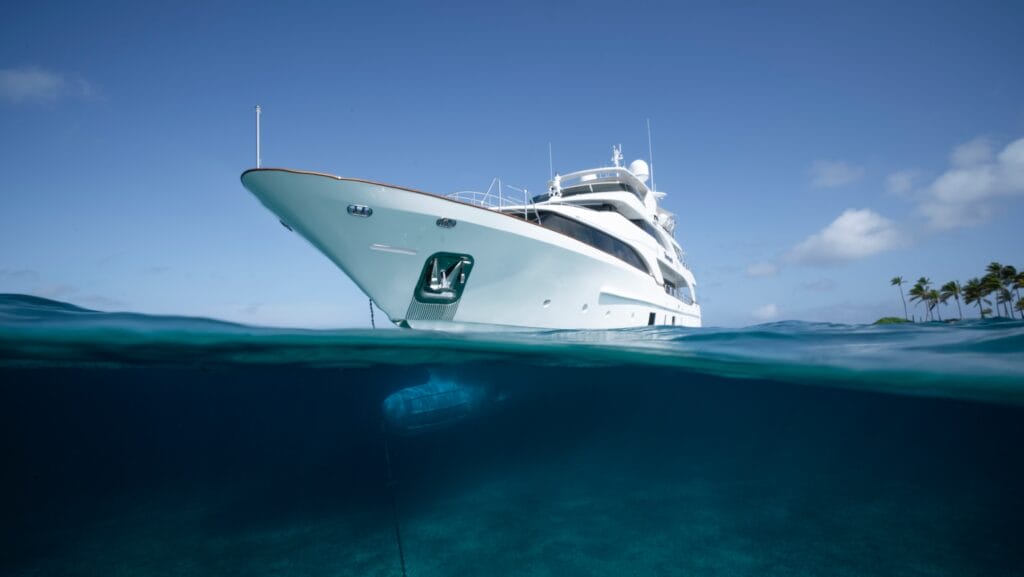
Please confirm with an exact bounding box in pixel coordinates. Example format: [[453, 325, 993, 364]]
[[0, 66, 97, 104], [950, 137, 993, 167], [745, 262, 778, 278], [751, 304, 780, 322], [810, 160, 865, 188], [918, 201, 993, 230], [885, 169, 919, 196], [918, 136, 1024, 230], [788, 209, 902, 265], [0, 67, 64, 103]]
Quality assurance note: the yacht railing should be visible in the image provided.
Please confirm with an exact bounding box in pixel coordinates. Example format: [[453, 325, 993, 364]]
[[447, 189, 505, 208], [446, 178, 538, 220], [448, 177, 544, 224]]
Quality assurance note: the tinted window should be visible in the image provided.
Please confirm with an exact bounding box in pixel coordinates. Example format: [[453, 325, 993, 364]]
[[577, 203, 618, 212], [630, 219, 669, 250], [592, 182, 637, 195], [560, 185, 591, 197], [561, 182, 642, 202], [536, 212, 649, 274]]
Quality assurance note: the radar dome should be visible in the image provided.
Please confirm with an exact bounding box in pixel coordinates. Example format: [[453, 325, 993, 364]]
[[629, 159, 650, 183]]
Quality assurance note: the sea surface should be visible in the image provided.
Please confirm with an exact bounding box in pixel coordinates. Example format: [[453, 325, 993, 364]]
[[2, 293, 1023, 576]]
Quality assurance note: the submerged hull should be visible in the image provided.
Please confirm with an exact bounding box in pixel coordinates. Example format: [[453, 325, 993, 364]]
[[242, 168, 701, 330]]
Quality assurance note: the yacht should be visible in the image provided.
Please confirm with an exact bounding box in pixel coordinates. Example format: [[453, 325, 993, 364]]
[[241, 145, 701, 330]]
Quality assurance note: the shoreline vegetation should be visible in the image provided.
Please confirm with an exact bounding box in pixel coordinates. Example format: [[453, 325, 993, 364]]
[[884, 262, 1023, 324]]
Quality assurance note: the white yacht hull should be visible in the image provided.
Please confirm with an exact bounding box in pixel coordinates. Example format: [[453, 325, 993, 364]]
[[242, 169, 702, 330]]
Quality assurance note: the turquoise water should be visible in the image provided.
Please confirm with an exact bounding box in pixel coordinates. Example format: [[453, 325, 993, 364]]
[[2, 293, 1023, 575]]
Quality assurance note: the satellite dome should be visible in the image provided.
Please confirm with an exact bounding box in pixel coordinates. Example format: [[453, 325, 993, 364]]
[[628, 159, 650, 183]]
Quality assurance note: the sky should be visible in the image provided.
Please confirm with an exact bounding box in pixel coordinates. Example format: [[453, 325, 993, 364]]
[[1, 0, 1023, 328]]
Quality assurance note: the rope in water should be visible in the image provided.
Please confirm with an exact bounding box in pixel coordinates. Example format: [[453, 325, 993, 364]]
[[384, 439, 408, 577]]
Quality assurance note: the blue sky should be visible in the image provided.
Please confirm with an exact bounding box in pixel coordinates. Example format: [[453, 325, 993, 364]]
[[2, 0, 1022, 327]]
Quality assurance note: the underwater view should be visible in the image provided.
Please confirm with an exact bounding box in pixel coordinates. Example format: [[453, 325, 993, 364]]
[[2, 293, 1023, 576]]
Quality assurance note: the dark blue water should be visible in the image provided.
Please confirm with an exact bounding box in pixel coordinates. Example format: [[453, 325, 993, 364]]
[[2, 294, 1023, 576]]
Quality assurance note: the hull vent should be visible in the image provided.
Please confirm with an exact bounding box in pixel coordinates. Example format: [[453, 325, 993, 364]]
[[406, 300, 459, 321]]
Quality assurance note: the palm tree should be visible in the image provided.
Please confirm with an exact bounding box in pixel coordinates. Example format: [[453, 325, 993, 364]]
[[982, 268, 1004, 317], [996, 287, 1014, 319], [940, 281, 963, 320], [999, 264, 1017, 284], [918, 277, 934, 321], [889, 267, 1023, 320], [1000, 265, 1020, 319], [908, 277, 930, 321], [982, 262, 1021, 318], [963, 278, 987, 319], [1015, 270, 1024, 319], [891, 276, 908, 320], [927, 288, 942, 321]]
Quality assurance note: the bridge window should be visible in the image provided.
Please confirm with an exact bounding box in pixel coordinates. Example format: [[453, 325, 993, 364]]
[[560, 181, 643, 202]]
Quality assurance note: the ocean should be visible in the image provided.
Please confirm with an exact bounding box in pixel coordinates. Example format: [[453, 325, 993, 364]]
[[1, 293, 1023, 576]]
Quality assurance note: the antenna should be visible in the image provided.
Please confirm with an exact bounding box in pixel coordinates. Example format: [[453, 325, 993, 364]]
[[646, 118, 655, 192], [548, 142, 553, 181], [255, 105, 262, 168]]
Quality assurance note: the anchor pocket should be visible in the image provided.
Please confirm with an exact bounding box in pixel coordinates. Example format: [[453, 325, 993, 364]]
[[414, 252, 474, 304]]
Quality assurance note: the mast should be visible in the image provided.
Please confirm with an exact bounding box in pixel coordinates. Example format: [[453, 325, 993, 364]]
[[255, 105, 262, 168], [548, 142, 553, 181], [646, 118, 655, 192]]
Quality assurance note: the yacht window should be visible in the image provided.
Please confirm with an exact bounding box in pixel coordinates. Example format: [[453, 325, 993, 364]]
[[630, 219, 670, 250], [560, 181, 643, 202], [578, 203, 617, 212], [535, 211, 649, 274], [592, 182, 637, 195], [664, 279, 694, 305]]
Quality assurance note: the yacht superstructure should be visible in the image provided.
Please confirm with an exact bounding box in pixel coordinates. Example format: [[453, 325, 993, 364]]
[[241, 145, 701, 330]]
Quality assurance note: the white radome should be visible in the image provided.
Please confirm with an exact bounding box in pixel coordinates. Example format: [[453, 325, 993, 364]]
[[628, 159, 650, 183]]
